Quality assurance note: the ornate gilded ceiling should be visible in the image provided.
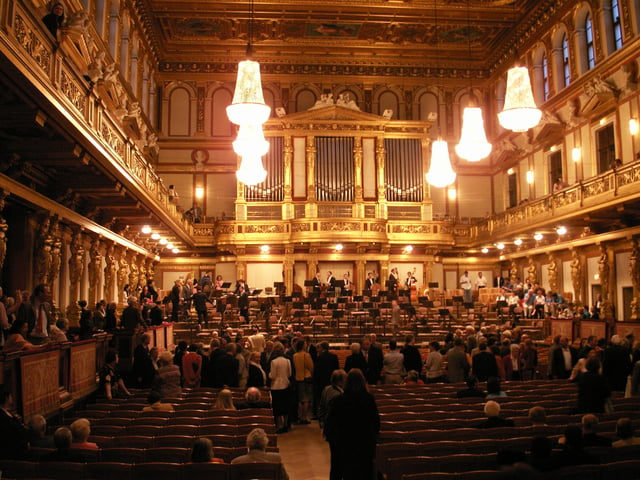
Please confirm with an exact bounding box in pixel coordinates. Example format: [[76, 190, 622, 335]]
[[138, 0, 560, 76]]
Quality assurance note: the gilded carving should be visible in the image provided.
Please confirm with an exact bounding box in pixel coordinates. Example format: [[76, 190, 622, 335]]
[[49, 219, 62, 287], [216, 224, 235, 235], [244, 224, 284, 234], [0, 190, 7, 270], [527, 256, 537, 285], [570, 249, 582, 306], [117, 247, 130, 303], [193, 226, 215, 236], [291, 223, 311, 232], [391, 224, 432, 234], [35, 216, 53, 285], [128, 252, 140, 293], [547, 253, 558, 293], [88, 237, 102, 304], [104, 243, 117, 301], [321, 221, 360, 232], [68, 230, 86, 301], [14, 15, 51, 74], [61, 70, 86, 114], [630, 239, 640, 319]]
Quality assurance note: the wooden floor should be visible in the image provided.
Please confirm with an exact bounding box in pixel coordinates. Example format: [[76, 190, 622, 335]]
[[277, 420, 331, 480]]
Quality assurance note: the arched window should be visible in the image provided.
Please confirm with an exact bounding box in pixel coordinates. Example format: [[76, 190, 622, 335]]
[[585, 13, 595, 69], [611, 0, 623, 50], [542, 53, 550, 101], [562, 33, 571, 86]]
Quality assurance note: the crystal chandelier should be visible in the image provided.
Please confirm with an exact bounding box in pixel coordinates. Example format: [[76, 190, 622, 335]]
[[426, 139, 456, 188], [456, 96, 492, 162], [236, 155, 267, 185], [498, 65, 542, 132], [226, 0, 270, 185]]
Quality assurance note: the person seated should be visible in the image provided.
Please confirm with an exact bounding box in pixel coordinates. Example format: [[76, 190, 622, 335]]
[[528, 406, 547, 426], [42, 427, 87, 462], [403, 370, 424, 385], [142, 390, 174, 412], [99, 351, 132, 400], [551, 424, 599, 469], [3, 318, 38, 353], [581, 414, 612, 447], [528, 436, 554, 472], [613, 418, 640, 447], [236, 387, 271, 410], [26, 414, 55, 449], [456, 375, 486, 398], [231, 428, 289, 480], [190, 437, 224, 463], [213, 388, 236, 410], [0, 385, 30, 459], [486, 377, 507, 399], [476, 400, 515, 429], [151, 351, 182, 398], [70, 418, 99, 450]]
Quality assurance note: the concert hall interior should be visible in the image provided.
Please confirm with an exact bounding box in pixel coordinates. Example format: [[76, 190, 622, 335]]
[[1, 0, 640, 477]]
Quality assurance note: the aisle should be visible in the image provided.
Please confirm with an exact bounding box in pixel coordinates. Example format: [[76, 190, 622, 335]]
[[277, 420, 331, 480]]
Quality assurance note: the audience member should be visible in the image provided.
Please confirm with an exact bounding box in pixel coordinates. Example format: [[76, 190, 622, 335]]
[[231, 428, 289, 480], [43, 427, 86, 462], [486, 376, 507, 398], [476, 400, 515, 428], [528, 406, 547, 426], [42, 3, 65, 38], [319, 369, 346, 430], [26, 414, 55, 448], [382, 339, 405, 384], [456, 375, 485, 398], [214, 388, 236, 410], [142, 391, 174, 412], [99, 351, 131, 400], [577, 357, 610, 413], [236, 387, 270, 410], [152, 351, 182, 398], [581, 414, 613, 447], [190, 437, 224, 463], [404, 370, 424, 385], [0, 386, 29, 459], [70, 418, 99, 450], [424, 341, 445, 383], [613, 418, 640, 447], [551, 424, 599, 469]]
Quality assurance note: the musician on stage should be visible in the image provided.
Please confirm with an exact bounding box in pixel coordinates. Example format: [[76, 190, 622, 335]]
[[237, 284, 250, 323], [311, 272, 322, 297], [388, 268, 399, 293], [326, 271, 336, 291], [365, 272, 376, 291], [214, 274, 224, 291], [342, 273, 353, 295], [236, 279, 250, 295], [405, 270, 417, 289]]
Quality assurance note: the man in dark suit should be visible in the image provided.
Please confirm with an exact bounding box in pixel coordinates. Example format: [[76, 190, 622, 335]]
[[0, 385, 29, 459], [344, 342, 368, 374], [215, 343, 240, 388], [602, 335, 632, 391], [472, 343, 498, 382], [361, 335, 383, 385], [551, 336, 578, 379], [132, 333, 155, 387], [170, 279, 182, 322], [313, 341, 340, 416], [311, 272, 322, 297], [17, 283, 51, 343]]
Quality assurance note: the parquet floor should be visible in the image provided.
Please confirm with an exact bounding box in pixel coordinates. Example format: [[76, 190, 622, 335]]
[[277, 420, 331, 480]]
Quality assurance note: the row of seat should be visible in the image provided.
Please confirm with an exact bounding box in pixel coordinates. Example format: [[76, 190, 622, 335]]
[[82, 432, 277, 449], [398, 460, 640, 480], [88, 423, 276, 440], [0, 459, 282, 480]]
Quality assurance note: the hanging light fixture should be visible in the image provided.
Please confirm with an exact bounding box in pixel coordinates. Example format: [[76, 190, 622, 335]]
[[427, 139, 456, 188], [227, 0, 270, 185], [236, 156, 267, 185], [456, 3, 492, 162], [426, 0, 456, 188], [456, 95, 493, 161], [498, 64, 542, 132]]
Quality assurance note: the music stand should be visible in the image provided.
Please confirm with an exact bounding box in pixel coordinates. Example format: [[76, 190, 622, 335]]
[[438, 308, 450, 328], [292, 301, 304, 310], [293, 309, 306, 330], [251, 289, 262, 296], [303, 280, 314, 287], [362, 289, 372, 297], [221, 282, 232, 289], [428, 282, 439, 288], [363, 301, 373, 309], [452, 295, 463, 319], [332, 310, 344, 332]]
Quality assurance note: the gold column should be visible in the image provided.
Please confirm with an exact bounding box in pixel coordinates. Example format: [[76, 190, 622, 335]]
[[88, 237, 103, 306], [375, 136, 386, 219], [284, 246, 294, 295], [306, 135, 316, 216], [356, 256, 366, 295], [353, 136, 363, 217], [282, 135, 293, 220]]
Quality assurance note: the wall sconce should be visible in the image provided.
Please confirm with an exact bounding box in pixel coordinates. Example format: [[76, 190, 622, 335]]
[[481, 247, 489, 254], [495, 243, 505, 250], [556, 226, 567, 235], [334, 244, 343, 252], [533, 232, 543, 241], [260, 245, 270, 253], [403, 245, 414, 254], [572, 147, 581, 162], [141, 225, 151, 234], [630, 118, 639, 135], [195, 187, 205, 200], [447, 188, 457, 200], [507, 167, 515, 175], [526, 170, 534, 184], [514, 238, 523, 246]]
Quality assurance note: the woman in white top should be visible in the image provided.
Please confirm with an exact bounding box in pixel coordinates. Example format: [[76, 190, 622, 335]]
[[269, 342, 292, 433]]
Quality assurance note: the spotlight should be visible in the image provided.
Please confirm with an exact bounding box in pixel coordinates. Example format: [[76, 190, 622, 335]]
[[481, 247, 489, 254], [556, 226, 567, 235], [167, 243, 174, 249], [533, 232, 543, 241], [159, 238, 168, 245], [514, 238, 523, 246], [496, 243, 505, 250], [172, 248, 179, 254], [335, 244, 343, 252], [151, 233, 160, 240], [141, 225, 151, 234], [404, 245, 413, 254], [260, 245, 270, 253]]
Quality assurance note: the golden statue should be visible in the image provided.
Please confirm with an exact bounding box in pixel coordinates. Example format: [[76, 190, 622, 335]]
[[570, 249, 582, 306], [104, 244, 117, 302], [527, 256, 537, 285], [547, 253, 558, 292], [35, 216, 52, 284]]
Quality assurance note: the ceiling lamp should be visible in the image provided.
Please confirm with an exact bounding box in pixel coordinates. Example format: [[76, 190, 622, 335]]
[[514, 238, 523, 246], [425, 2, 455, 188], [226, 0, 270, 186], [232, 123, 270, 157], [456, 102, 492, 161], [236, 156, 267, 185], [498, 65, 542, 132], [533, 232, 543, 241], [426, 139, 456, 188]]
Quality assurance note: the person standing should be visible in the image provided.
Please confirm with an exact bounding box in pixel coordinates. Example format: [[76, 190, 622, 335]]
[[269, 342, 292, 434], [314, 342, 339, 416], [42, 3, 64, 38], [170, 279, 182, 322], [446, 339, 469, 383], [460, 270, 472, 304], [388, 268, 399, 293], [361, 336, 383, 386], [324, 369, 380, 480], [293, 339, 314, 424], [382, 339, 405, 384], [475, 272, 487, 290]]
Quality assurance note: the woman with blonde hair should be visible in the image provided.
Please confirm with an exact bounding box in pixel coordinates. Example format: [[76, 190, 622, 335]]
[[213, 388, 236, 410]]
